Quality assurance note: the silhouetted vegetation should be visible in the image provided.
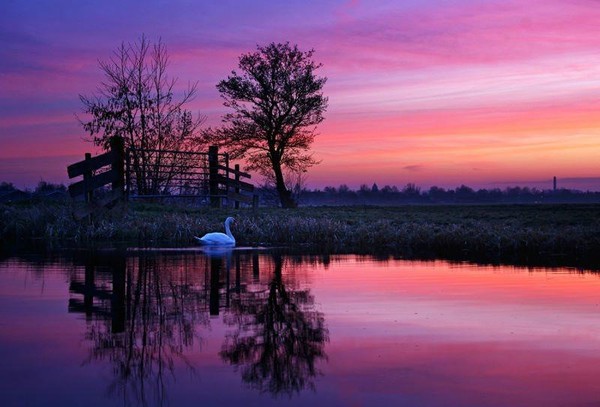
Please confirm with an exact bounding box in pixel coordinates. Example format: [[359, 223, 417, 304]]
[[204, 42, 328, 208], [293, 183, 600, 205], [1, 199, 599, 268], [79, 35, 205, 195], [0, 181, 68, 203]]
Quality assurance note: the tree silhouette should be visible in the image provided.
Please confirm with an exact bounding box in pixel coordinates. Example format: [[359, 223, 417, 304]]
[[79, 35, 205, 195], [208, 42, 328, 208]]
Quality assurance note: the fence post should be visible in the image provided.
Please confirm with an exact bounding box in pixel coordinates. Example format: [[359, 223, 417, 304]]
[[225, 153, 230, 207], [110, 254, 126, 333], [110, 136, 125, 198], [125, 148, 131, 200], [83, 153, 92, 204], [208, 145, 220, 208], [252, 252, 260, 281], [234, 164, 241, 209], [209, 257, 221, 316]]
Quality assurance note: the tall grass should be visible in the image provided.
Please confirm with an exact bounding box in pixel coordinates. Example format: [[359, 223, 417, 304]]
[[2, 202, 599, 266]]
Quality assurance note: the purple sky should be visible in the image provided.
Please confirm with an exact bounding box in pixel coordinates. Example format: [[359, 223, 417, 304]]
[[1, 0, 599, 190]]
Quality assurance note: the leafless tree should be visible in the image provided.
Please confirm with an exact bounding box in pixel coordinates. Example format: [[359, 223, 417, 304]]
[[79, 35, 205, 195]]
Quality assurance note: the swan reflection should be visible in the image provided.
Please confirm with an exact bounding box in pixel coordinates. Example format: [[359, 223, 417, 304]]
[[199, 245, 234, 258]]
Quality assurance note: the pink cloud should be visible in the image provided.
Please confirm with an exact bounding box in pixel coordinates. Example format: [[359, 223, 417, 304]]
[[321, 0, 600, 72]]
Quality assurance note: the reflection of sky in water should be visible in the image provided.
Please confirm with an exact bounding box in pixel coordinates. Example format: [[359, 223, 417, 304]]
[[1, 253, 600, 407]]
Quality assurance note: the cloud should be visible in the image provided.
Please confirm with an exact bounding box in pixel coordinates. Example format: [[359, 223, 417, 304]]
[[403, 165, 423, 172], [321, 0, 600, 72]]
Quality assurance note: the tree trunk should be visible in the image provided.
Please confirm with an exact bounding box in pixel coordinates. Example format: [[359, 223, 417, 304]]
[[272, 162, 297, 208]]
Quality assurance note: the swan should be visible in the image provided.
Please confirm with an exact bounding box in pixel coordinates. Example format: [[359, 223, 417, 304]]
[[195, 217, 236, 246]]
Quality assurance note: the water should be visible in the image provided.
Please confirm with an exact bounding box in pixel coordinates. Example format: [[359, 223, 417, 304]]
[[1, 249, 599, 407]]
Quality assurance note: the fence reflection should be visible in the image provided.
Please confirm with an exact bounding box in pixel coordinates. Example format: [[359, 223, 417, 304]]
[[67, 249, 329, 405]]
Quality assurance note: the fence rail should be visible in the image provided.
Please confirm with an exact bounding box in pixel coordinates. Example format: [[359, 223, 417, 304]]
[[126, 145, 257, 208]]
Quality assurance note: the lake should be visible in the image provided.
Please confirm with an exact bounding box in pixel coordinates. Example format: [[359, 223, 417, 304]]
[[1, 248, 599, 407]]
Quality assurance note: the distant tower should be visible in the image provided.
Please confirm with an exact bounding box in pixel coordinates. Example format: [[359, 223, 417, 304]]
[[553, 176, 557, 191]]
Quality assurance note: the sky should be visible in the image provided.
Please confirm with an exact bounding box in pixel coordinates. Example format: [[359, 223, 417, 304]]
[[1, 0, 599, 191]]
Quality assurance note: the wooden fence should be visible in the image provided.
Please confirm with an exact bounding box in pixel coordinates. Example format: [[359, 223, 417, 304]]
[[67, 137, 125, 220], [67, 138, 257, 219], [208, 146, 258, 209]]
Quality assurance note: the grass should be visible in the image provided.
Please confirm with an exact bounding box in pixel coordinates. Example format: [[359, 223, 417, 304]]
[[1, 201, 599, 267]]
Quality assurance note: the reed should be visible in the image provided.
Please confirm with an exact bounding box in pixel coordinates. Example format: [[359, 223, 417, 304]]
[[1, 202, 599, 266]]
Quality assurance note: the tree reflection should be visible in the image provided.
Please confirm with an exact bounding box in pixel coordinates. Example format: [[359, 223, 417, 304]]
[[220, 254, 329, 396], [71, 252, 209, 407], [68, 250, 330, 403]]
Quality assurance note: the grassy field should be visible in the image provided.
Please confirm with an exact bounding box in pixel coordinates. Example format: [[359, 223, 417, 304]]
[[1, 201, 599, 267]]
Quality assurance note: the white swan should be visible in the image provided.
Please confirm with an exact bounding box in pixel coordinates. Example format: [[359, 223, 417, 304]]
[[195, 217, 236, 246]]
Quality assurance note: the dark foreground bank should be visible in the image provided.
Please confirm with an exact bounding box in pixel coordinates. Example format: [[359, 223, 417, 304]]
[[1, 202, 599, 267]]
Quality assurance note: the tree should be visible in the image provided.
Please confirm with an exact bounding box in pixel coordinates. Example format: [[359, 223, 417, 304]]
[[0, 182, 16, 193], [34, 181, 66, 195], [208, 42, 328, 208], [79, 35, 205, 195], [358, 184, 371, 195], [402, 183, 421, 197]]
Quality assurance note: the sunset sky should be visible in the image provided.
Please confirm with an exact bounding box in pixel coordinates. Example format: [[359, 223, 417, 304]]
[[1, 0, 599, 190]]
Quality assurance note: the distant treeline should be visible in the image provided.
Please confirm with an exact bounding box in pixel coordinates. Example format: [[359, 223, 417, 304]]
[[3, 180, 600, 206], [0, 181, 68, 203], [291, 183, 600, 205]]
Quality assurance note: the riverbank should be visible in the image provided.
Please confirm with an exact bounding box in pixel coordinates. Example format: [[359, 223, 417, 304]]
[[2, 201, 599, 267]]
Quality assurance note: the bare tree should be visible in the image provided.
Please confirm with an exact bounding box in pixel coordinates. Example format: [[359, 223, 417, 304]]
[[207, 42, 328, 208], [79, 35, 205, 195]]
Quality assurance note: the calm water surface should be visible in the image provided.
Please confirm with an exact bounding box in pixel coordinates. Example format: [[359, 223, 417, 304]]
[[1, 249, 599, 407]]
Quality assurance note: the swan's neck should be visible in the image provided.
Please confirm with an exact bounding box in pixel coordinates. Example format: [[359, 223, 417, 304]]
[[225, 221, 234, 240]]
